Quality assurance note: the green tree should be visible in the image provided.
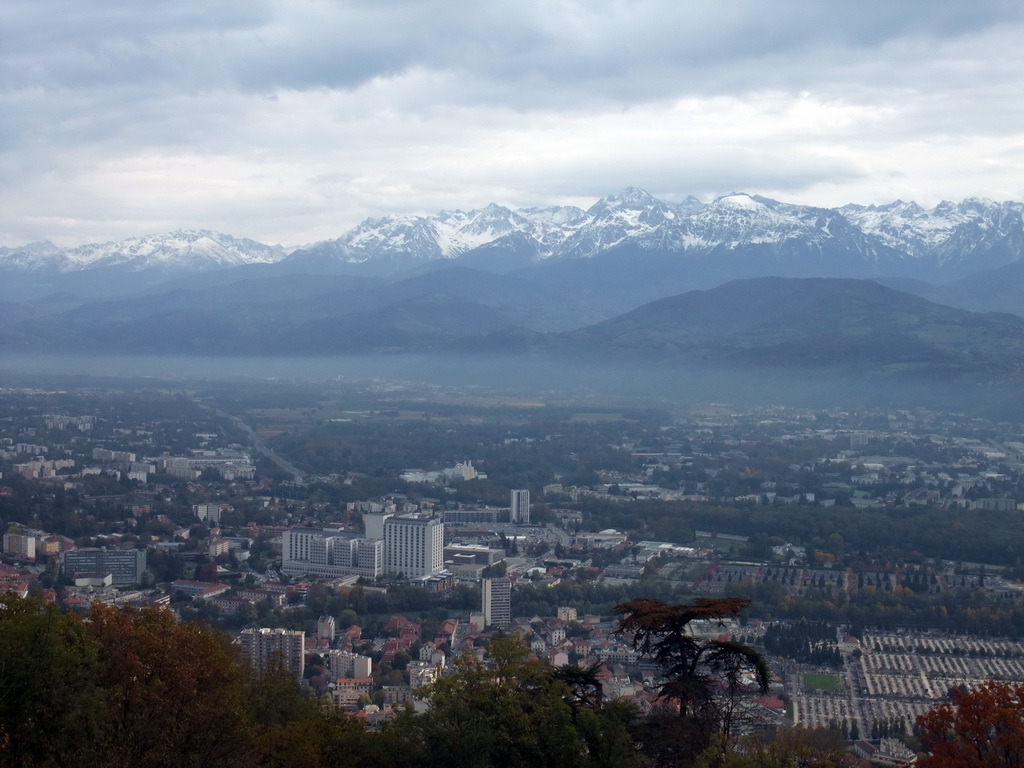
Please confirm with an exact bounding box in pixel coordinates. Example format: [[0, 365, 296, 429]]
[[715, 726, 848, 768], [0, 596, 104, 767], [390, 635, 639, 768], [614, 596, 770, 767]]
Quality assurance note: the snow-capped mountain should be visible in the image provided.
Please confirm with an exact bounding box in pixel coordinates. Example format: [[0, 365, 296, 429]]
[[0, 230, 289, 274], [280, 188, 1024, 279], [839, 199, 1024, 274], [282, 201, 591, 269], [4, 191, 1024, 295]]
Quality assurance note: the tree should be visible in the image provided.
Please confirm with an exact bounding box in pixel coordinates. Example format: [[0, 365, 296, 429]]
[[716, 726, 849, 768], [86, 602, 251, 768], [917, 680, 1024, 767], [390, 635, 640, 768], [555, 662, 604, 722], [614, 596, 770, 767], [0, 596, 105, 767]]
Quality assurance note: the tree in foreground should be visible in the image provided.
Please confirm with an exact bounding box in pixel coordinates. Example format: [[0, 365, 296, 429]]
[[0, 595, 103, 767], [388, 635, 642, 768], [0, 596, 370, 768], [917, 680, 1024, 767], [715, 726, 851, 768], [614, 596, 770, 767]]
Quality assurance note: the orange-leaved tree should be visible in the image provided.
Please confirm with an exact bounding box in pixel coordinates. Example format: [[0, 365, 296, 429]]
[[917, 680, 1024, 768], [86, 601, 251, 768]]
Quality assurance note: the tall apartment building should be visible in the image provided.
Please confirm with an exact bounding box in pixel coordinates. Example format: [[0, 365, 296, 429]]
[[323, 649, 372, 678], [383, 514, 443, 578], [282, 528, 383, 579], [193, 503, 224, 524], [61, 548, 146, 585], [317, 614, 337, 642], [239, 627, 305, 680], [510, 489, 530, 524], [482, 576, 511, 628], [3, 532, 36, 560]]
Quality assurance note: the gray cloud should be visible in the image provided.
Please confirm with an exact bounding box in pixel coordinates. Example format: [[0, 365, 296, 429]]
[[1, 1, 1022, 246]]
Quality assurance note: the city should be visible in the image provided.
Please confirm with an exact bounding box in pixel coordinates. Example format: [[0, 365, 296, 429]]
[[4, 379, 1024, 764]]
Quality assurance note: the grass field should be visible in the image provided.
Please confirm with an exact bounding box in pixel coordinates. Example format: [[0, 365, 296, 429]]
[[803, 673, 842, 692]]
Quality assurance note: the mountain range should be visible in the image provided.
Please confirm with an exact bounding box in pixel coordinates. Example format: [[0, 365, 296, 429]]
[[4, 189, 1024, 296], [5, 188, 1024, 413]]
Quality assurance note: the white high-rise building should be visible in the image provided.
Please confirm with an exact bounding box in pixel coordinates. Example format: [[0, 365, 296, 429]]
[[363, 511, 392, 540], [383, 514, 443, 578], [482, 577, 511, 628], [282, 528, 383, 579], [510, 489, 530, 524]]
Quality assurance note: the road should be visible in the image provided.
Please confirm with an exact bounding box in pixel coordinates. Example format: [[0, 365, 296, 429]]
[[198, 402, 306, 483]]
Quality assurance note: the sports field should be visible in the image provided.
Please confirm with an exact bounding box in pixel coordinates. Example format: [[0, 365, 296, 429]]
[[802, 673, 841, 691]]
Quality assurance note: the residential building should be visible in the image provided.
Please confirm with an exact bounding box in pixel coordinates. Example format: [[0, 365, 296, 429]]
[[332, 677, 373, 711], [318, 614, 336, 642], [194, 503, 224, 524], [557, 606, 578, 622], [482, 576, 511, 628], [3, 532, 36, 560], [510, 489, 530, 523], [324, 649, 372, 678], [239, 627, 305, 680]]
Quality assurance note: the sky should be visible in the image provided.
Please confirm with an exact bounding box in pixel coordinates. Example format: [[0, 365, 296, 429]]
[[2, 0, 1023, 248]]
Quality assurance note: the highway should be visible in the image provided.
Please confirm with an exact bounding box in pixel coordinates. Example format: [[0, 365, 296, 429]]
[[198, 402, 306, 484]]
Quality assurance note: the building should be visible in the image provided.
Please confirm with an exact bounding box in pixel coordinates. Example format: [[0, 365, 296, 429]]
[[170, 580, 231, 600], [194, 503, 224, 524], [853, 738, 917, 766], [318, 614, 336, 642], [282, 528, 383, 579], [557, 606, 578, 622], [442, 508, 501, 525], [3, 532, 36, 560], [443, 544, 504, 565], [239, 627, 305, 680], [324, 649, 372, 678], [383, 514, 443, 578], [332, 677, 373, 710], [363, 511, 392, 540], [62, 548, 146, 585], [510, 489, 530, 524], [482, 576, 511, 628]]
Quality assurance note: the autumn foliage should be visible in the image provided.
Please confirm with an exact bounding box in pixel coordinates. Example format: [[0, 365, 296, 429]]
[[917, 680, 1024, 768], [0, 596, 361, 768]]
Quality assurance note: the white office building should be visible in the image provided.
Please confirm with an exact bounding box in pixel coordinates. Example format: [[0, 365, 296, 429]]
[[383, 514, 443, 578], [282, 528, 383, 579], [510, 489, 530, 524], [363, 511, 392, 540]]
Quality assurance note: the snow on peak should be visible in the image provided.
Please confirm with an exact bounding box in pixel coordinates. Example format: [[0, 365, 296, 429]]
[[607, 186, 657, 206], [6, 189, 1023, 277], [713, 193, 764, 210]]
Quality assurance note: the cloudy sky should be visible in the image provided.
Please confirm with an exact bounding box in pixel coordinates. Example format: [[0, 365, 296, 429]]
[[2, 0, 1023, 247]]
